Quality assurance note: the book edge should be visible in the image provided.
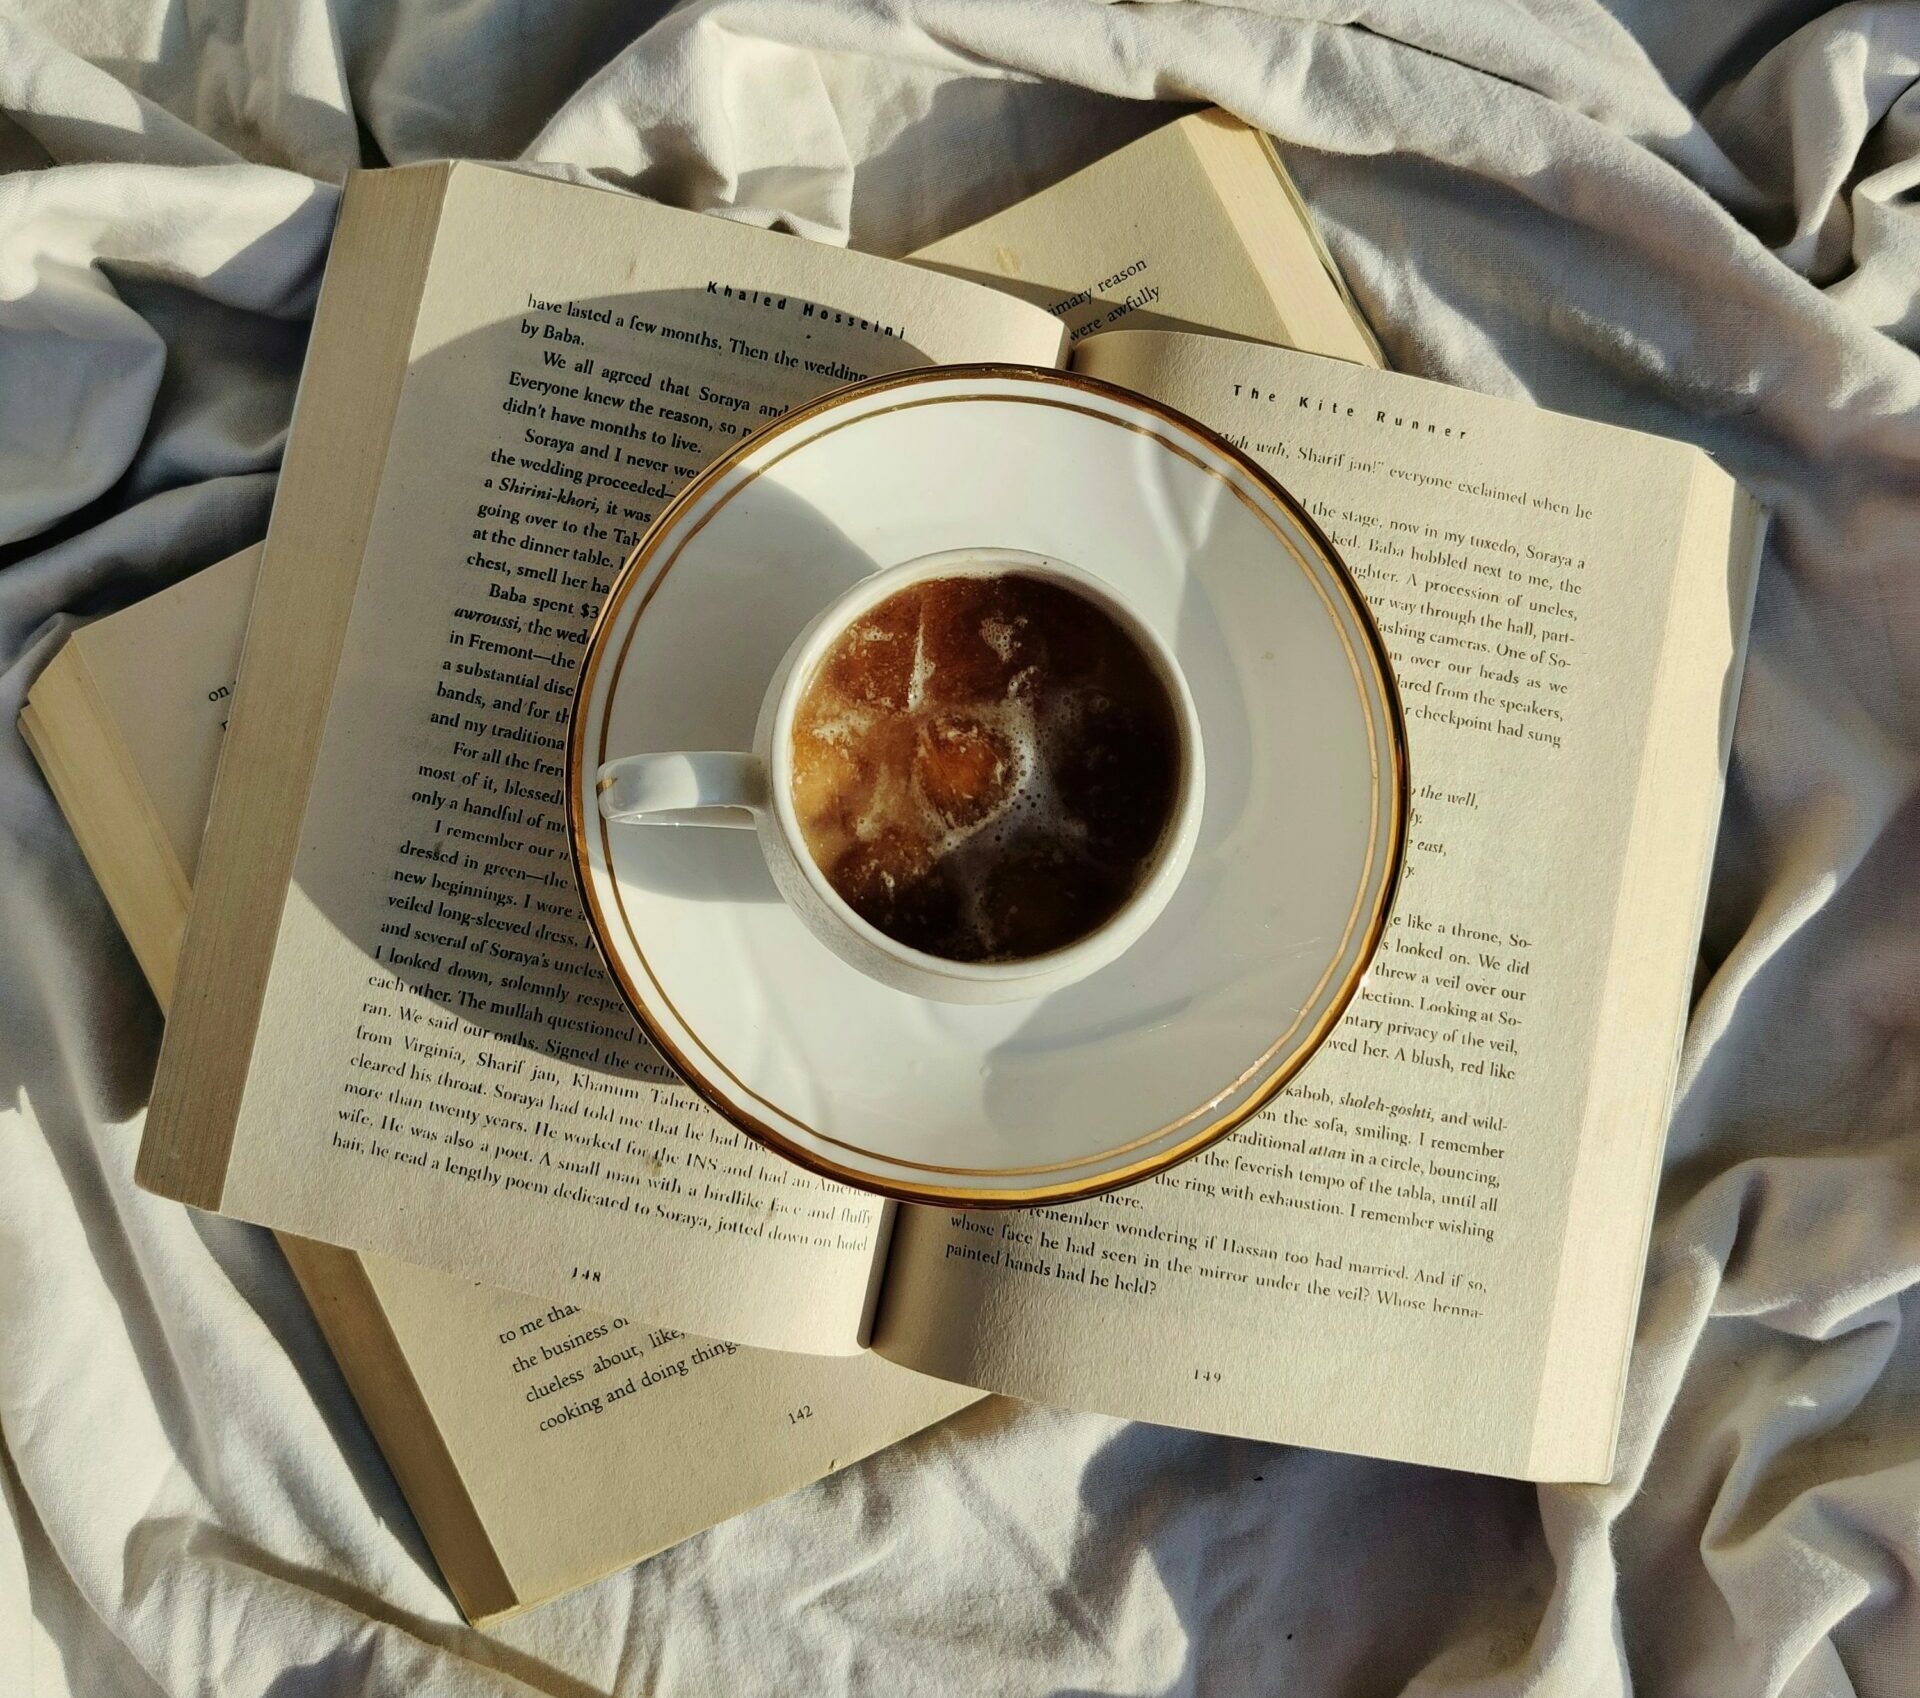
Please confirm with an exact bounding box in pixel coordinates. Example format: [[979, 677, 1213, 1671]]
[[1246, 126, 1390, 371], [276, 1235, 521, 1622], [19, 650, 191, 1001], [1523, 454, 1765, 1483], [1178, 111, 1386, 371], [138, 162, 454, 1211]]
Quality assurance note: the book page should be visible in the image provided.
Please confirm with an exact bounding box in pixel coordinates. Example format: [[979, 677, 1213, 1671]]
[[220, 164, 1065, 1355], [916, 111, 1381, 366], [877, 331, 1749, 1478], [366, 1259, 977, 1609]]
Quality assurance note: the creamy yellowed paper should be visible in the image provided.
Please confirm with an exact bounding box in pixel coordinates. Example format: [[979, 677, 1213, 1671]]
[[63, 549, 258, 882], [918, 111, 1379, 365], [875, 330, 1757, 1479], [88, 122, 1400, 1593], [219, 165, 1064, 1355], [371, 1261, 976, 1603]]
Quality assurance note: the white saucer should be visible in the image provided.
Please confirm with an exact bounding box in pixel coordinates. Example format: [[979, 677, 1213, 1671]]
[[568, 365, 1406, 1205]]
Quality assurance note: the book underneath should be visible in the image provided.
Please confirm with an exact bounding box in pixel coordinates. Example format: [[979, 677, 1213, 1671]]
[[29, 114, 1399, 1619]]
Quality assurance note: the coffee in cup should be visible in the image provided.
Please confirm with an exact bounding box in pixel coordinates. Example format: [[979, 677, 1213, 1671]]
[[788, 572, 1182, 962], [595, 547, 1204, 1004]]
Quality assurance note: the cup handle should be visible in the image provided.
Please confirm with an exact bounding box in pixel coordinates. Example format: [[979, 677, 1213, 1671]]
[[596, 752, 768, 829]]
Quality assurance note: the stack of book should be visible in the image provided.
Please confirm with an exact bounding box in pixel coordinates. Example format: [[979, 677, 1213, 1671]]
[[24, 112, 1762, 1622]]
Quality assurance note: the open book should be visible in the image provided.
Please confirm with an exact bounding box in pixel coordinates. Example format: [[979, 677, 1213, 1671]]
[[136, 113, 1764, 1483]]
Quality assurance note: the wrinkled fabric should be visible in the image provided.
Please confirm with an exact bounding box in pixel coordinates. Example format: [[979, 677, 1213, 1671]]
[[3, 2, 1918, 1693]]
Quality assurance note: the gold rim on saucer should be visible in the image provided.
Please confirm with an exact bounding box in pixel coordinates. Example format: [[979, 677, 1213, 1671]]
[[566, 362, 1409, 1207]]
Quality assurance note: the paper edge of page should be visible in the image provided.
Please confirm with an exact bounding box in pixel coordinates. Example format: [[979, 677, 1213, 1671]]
[[137, 163, 454, 1210], [18, 651, 190, 1001], [1180, 112, 1387, 371], [69, 611, 205, 919], [469, 1371, 985, 1621], [1524, 457, 1766, 1482], [1247, 130, 1390, 372], [277, 1236, 522, 1622]]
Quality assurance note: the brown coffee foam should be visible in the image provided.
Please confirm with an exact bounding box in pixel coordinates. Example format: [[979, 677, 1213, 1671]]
[[790, 574, 1178, 962]]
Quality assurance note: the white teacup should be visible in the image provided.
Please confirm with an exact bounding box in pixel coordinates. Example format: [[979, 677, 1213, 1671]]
[[595, 547, 1205, 1004]]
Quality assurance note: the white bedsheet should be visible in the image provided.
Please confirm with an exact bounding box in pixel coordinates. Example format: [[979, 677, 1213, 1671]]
[[3, 3, 1917, 1693]]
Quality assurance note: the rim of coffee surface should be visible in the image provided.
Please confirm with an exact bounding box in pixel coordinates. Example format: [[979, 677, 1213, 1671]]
[[566, 362, 1410, 1207], [769, 546, 1205, 992]]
